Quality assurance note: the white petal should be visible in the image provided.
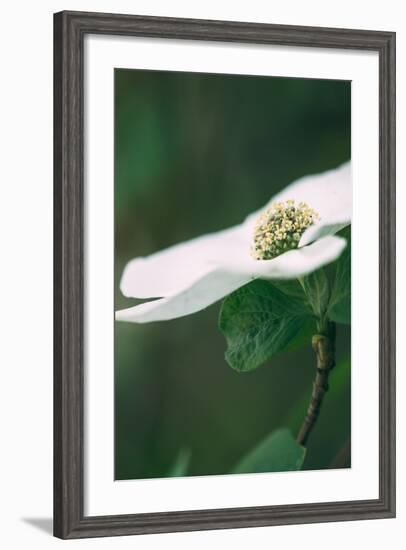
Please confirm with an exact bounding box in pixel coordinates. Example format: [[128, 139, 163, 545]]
[[270, 162, 351, 221], [299, 222, 348, 247], [244, 162, 352, 244], [116, 235, 347, 323], [116, 268, 251, 323], [117, 163, 350, 323], [120, 224, 246, 299], [218, 235, 347, 280]]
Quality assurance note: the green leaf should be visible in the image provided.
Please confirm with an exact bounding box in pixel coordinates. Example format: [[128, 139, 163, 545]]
[[328, 229, 351, 324], [219, 280, 312, 372], [301, 268, 330, 320], [282, 317, 317, 353], [167, 448, 191, 477], [271, 278, 306, 301], [232, 428, 306, 474], [275, 269, 331, 323]]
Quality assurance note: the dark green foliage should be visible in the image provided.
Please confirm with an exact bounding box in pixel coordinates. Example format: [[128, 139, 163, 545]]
[[328, 229, 351, 324], [233, 429, 306, 474], [219, 280, 313, 372], [167, 449, 191, 477]]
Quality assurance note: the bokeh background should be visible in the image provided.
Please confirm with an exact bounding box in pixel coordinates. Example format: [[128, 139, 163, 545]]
[[115, 69, 351, 480]]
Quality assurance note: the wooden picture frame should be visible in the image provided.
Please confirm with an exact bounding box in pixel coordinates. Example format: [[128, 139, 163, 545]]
[[54, 10, 396, 539]]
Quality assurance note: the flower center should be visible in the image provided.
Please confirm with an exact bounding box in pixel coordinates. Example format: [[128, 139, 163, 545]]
[[252, 200, 320, 260]]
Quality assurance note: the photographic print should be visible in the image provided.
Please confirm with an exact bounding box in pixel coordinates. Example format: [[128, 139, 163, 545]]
[[114, 69, 351, 481], [54, 11, 395, 538]]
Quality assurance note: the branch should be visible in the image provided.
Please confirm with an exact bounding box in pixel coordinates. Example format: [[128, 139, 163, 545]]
[[296, 324, 336, 446]]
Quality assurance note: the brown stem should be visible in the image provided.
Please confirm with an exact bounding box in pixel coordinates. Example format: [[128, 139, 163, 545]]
[[296, 323, 336, 446]]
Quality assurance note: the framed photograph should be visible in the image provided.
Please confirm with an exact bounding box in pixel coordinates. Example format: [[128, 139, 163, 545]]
[[54, 10, 396, 539]]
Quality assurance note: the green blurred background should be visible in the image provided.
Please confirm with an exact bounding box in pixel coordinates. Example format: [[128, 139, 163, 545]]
[[115, 69, 351, 480]]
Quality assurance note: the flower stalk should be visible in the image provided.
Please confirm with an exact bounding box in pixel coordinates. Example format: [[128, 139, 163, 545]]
[[296, 322, 336, 446]]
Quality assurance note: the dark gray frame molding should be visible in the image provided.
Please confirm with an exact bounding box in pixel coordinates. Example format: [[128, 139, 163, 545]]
[[54, 10, 396, 539]]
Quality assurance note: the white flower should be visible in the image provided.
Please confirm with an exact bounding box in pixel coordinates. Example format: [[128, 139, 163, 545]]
[[116, 162, 351, 323]]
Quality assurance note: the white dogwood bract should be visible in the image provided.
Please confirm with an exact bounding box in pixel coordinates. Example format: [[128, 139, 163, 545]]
[[116, 162, 351, 323]]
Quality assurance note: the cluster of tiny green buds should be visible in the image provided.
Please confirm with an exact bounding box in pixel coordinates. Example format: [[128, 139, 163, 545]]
[[251, 200, 320, 260]]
